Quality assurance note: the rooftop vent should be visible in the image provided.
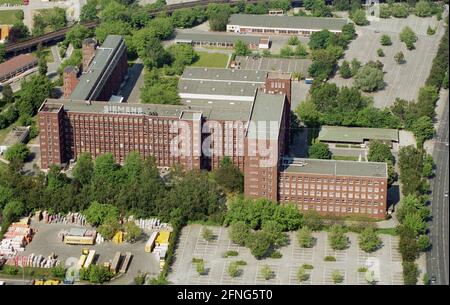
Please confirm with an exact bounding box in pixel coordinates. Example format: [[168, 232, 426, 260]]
[[204, 68, 208, 71], [216, 74, 220, 77], [212, 88, 216, 91], [208, 101, 213, 104], [228, 82, 231, 85], [244, 76, 248, 79], [240, 89, 244, 92], [229, 102, 235, 105]]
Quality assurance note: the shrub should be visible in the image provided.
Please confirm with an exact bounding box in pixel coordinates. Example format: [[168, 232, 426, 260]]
[[260, 265, 274, 280], [302, 264, 314, 270], [358, 266, 368, 273], [297, 226, 315, 248], [332, 270, 344, 284], [224, 250, 238, 257], [377, 49, 385, 57], [196, 260, 207, 275], [234, 260, 247, 266], [227, 262, 242, 278], [134, 272, 146, 285], [51, 265, 66, 279], [270, 251, 282, 259], [394, 51, 405, 64], [3, 265, 19, 275], [288, 36, 300, 45], [228, 221, 250, 246], [192, 257, 203, 263], [380, 35, 392, 46], [427, 25, 436, 36], [202, 228, 214, 242], [297, 267, 309, 282], [324, 256, 336, 262]]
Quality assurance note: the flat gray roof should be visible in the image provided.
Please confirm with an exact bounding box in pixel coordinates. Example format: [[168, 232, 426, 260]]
[[247, 91, 285, 140], [181, 67, 267, 83], [41, 99, 251, 121], [280, 158, 388, 178], [228, 14, 347, 32], [178, 79, 258, 99], [318, 126, 399, 143], [70, 35, 125, 101], [175, 31, 264, 45]]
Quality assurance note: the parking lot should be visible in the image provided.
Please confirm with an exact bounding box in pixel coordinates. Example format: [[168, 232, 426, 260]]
[[168, 224, 418, 285], [331, 14, 446, 108], [22, 221, 160, 285]]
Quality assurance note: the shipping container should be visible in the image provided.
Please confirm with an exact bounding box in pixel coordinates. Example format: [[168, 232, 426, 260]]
[[144, 231, 158, 253], [63, 235, 95, 245], [156, 231, 170, 245]]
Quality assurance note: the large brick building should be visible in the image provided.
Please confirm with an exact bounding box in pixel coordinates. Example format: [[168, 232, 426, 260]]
[[39, 50, 388, 219], [62, 35, 128, 102]]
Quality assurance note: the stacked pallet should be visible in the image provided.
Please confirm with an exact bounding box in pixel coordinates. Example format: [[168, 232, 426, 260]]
[[128, 217, 172, 231], [5, 253, 60, 268], [41, 211, 87, 226], [0, 222, 34, 258]]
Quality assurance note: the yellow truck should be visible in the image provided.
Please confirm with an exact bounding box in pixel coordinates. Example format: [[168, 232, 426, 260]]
[[43, 279, 60, 285]]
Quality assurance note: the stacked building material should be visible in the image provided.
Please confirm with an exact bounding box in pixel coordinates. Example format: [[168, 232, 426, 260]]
[[129, 217, 172, 231], [8, 253, 61, 268], [95, 233, 104, 244], [41, 211, 87, 226], [0, 222, 34, 258]]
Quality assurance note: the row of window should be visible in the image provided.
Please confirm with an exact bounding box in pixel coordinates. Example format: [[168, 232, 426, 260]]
[[280, 175, 383, 186], [279, 183, 381, 193], [297, 205, 382, 214]]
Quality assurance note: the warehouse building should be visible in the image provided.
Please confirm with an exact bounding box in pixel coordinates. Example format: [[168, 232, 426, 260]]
[[0, 54, 38, 85], [227, 14, 347, 36], [174, 32, 271, 50], [318, 126, 399, 148], [63, 35, 128, 102]]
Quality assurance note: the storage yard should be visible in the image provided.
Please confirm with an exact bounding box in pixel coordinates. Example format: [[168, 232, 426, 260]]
[[0, 213, 174, 285]]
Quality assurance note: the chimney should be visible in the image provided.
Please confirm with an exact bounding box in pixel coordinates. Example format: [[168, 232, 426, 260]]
[[63, 66, 79, 98], [82, 38, 97, 73]]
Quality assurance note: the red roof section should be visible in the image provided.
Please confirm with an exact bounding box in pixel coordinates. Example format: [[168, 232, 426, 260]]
[[0, 54, 38, 79]]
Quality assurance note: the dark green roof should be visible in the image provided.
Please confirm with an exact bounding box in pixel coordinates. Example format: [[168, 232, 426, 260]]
[[318, 126, 399, 143]]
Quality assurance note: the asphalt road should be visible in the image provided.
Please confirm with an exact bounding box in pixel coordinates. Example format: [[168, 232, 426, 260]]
[[427, 95, 449, 285]]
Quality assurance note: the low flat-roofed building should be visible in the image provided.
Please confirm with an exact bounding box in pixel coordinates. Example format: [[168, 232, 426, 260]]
[[0, 126, 30, 154], [0, 54, 38, 84], [279, 157, 388, 219], [174, 32, 271, 50], [227, 14, 347, 36], [318, 125, 399, 148]]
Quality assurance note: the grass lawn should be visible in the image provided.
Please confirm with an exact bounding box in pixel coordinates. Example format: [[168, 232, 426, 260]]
[[0, 0, 23, 5], [332, 155, 359, 161], [0, 120, 19, 145], [0, 10, 20, 25], [31, 47, 54, 63], [191, 52, 229, 68]]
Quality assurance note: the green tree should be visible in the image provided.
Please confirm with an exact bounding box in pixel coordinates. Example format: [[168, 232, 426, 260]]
[[358, 227, 382, 252], [1, 84, 14, 106], [302, 210, 323, 231], [95, 20, 132, 43], [234, 39, 250, 56], [4, 143, 30, 163], [396, 194, 430, 224], [403, 212, 427, 235], [262, 220, 288, 248], [398, 146, 425, 196], [202, 227, 214, 242], [377, 48, 385, 57], [400, 26, 418, 50], [410, 116, 435, 147], [51, 265, 66, 279], [350, 58, 361, 76], [0, 43, 5, 64], [97, 218, 121, 240], [354, 65, 385, 92], [207, 4, 231, 31], [328, 225, 349, 250], [311, 0, 332, 17], [402, 261, 419, 285], [350, 9, 369, 25], [308, 30, 335, 50], [196, 260, 206, 275], [246, 231, 272, 259], [72, 153, 94, 185], [141, 37, 170, 69], [63, 25, 91, 49], [260, 265, 274, 280], [391, 3, 409, 18], [309, 49, 337, 79], [280, 45, 294, 57], [417, 234, 430, 251], [84, 201, 119, 226], [2, 200, 25, 224], [339, 60, 352, 78], [297, 226, 315, 248], [212, 158, 243, 193], [308, 142, 332, 159], [38, 56, 47, 76], [398, 226, 420, 261], [367, 140, 394, 163], [422, 154, 434, 178], [167, 43, 199, 74], [333, 0, 351, 11], [380, 34, 392, 46], [394, 51, 405, 64], [16, 74, 53, 117], [294, 43, 308, 57], [80, 0, 98, 22], [123, 221, 142, 242]]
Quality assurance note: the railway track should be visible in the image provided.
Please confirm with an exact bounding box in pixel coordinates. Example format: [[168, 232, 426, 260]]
[[4, 0, 302, 55]]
